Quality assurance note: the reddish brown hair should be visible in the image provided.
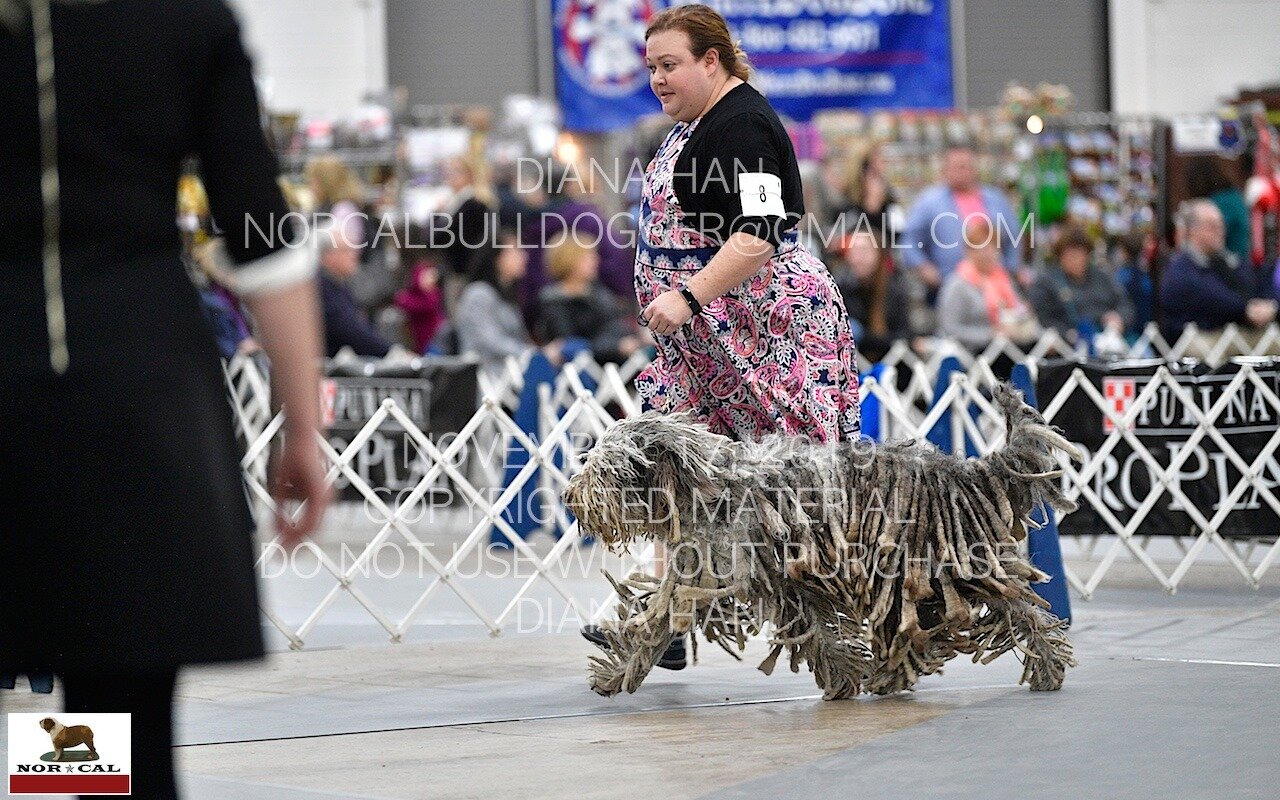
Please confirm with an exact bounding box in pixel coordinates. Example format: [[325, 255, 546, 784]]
[[645, 4, 751, 81], [1051, 224, 1094, 261]]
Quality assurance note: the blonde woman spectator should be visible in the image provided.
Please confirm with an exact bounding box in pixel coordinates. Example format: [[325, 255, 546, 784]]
[[836, 139, 900, 242], [537, 238, 644, 364], [306, 155, 366, 249]]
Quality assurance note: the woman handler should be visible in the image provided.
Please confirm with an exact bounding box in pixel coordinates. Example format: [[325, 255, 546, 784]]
[[633, 4, 860, 443], [582, 4, 861, 668]]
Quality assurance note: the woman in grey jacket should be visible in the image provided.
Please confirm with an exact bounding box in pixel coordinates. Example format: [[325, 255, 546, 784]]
[[937, 217, 1039, 351], [455, 230, 559, 374]]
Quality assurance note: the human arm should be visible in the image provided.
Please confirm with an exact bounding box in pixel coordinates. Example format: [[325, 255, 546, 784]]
[[195, 4, 330, 544], [643, 114, 788, 334], [987, 189, 1024, 272], [641, 232, 773, 335], [899, 190, 936, 271], [243, 282, 331, 546]]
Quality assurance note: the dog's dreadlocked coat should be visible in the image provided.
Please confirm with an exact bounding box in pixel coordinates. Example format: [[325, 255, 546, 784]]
[[564, 385, 1080, 699]]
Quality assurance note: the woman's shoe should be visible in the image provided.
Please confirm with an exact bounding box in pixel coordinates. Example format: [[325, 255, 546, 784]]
[[580, 625, 687, 670]]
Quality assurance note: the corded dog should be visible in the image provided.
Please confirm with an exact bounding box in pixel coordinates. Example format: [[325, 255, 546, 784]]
[[566, 384, 1080, 699]]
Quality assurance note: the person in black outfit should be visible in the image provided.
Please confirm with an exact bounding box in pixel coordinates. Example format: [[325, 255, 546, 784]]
[[830, 230, 911, 362], [581, 4, 861, 671], [536, 238, 644, 363], [1, 2, 331, 797], [434, 155, 494, 276]]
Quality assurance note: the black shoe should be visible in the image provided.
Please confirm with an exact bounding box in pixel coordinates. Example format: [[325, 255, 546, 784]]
[[580, 625, 687, 670], [656, 636, 686, 670], [581, 624, 609, 648]]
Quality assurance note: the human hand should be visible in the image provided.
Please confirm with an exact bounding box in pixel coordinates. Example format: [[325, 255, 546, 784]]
[[1102, 311, 1125, 332], [542, 340, 565, 366], [1246, 298, 1277, 328], [271, 433, 332, 549], [917, 263, 941, 289], [640, 289, 695, 336]]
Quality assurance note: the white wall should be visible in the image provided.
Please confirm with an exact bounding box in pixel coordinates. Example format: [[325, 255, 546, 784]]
[[1111, 0, 1280, 115], [226, 0, 388, 116]]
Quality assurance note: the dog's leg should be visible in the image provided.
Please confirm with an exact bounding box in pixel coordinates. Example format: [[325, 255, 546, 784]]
[[52, 746, 62, 762], [85, 732, 98, 759], [1009, 600, 1076, 691]]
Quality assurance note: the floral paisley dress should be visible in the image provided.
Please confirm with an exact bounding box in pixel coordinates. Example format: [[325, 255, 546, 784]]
[[633, 85, 861, 444]]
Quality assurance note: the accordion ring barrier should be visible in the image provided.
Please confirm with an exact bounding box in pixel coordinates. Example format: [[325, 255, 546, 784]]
[[222, 322, 1280, 649]]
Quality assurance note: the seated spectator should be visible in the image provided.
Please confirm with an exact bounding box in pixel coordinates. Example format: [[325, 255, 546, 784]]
[[1029, 225, 1133, 341], [1160, 200, 1276, 341], [1186, 155, 1250, 265], [455, 229, 560, 374], [319, 230, 392, 358], [829, 230, 911, 362], [937, 217, 1040, 352], [191, 238, 259, 359], [536, 238, 644, 364], [394, 226, 446, 353], [1112, 232, 1154, 336]]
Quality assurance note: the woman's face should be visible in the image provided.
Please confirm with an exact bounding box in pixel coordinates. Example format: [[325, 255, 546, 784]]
[[842, 235, 880, 281], [574, 249, 600, 283], [497, 244, 527, 285], [646, 30, 718, 123], [966, 230, 1000, 270], [1059, 246, 1089, 279], [444, 158, 470, 193]]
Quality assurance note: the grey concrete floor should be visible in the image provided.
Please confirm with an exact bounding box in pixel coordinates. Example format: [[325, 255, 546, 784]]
[[4, 548, 1279, 799]]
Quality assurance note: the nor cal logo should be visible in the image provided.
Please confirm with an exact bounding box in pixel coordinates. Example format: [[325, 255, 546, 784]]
[[556, 0, 660, 97], [8, 713, 132, 796]]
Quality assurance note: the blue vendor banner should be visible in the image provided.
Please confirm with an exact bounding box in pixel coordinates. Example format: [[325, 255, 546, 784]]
[[554, 0, 954, 131], [554, 0, 665, 133]]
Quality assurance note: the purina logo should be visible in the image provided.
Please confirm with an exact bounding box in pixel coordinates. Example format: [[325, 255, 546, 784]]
[[8, 713, 131, 796], [1102, 377, 1136, 433]]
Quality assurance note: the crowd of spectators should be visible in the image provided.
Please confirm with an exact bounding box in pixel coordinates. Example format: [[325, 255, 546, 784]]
[[193, 145, 1279, 372]]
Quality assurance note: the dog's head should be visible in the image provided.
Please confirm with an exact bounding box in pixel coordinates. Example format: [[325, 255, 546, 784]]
[[564, 411, 734, 547], [38, 718, 57, 733]]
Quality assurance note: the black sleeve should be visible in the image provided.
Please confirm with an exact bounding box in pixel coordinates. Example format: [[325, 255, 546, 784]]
[[194, 5, 295, 264], [1028, 277, 1072, 334], [535, 297, 574, 343], [687, 112, 798, 248]]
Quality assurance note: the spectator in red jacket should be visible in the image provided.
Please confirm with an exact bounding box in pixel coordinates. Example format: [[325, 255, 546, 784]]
[[394, 226, 446, 353]]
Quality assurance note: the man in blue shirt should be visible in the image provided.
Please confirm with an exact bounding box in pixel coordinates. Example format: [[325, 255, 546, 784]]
[[1160, 200, 1275, 341], [901, 146, 1023, 295]]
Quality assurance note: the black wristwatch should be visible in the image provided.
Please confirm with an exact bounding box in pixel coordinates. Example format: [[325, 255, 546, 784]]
[[679, 286, 703, 316]]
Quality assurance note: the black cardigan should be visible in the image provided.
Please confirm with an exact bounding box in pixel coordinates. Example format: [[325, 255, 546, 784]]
[[671, 83, 805, 248]]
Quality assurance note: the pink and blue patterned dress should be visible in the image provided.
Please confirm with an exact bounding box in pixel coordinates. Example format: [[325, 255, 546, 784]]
[[633, 109, 862, 444]]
